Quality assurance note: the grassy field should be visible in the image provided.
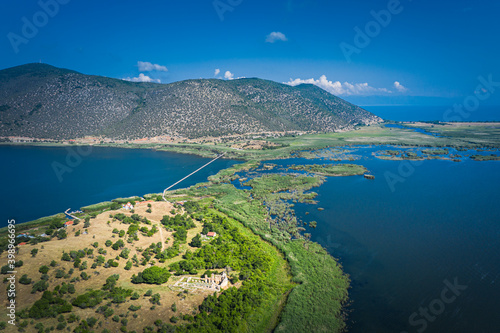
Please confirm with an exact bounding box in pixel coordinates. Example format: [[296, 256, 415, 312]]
[[0, 201, 217, 332], [0, 186, 297, 332], [403, 122, 500, 148]]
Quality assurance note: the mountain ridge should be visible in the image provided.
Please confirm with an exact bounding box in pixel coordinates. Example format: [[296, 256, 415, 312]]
[[0, 63, 382, 139]]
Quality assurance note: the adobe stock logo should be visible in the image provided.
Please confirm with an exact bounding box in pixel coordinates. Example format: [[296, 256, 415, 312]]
[[339, 0, 412, 63], [213, 0, 243, 22], [7, 0, 71, 54], [443, 74, 500, 122], [401, 278, 467, 333], [51, 146, 92, 183]]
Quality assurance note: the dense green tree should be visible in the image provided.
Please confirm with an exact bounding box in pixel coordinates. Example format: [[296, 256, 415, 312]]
[[28, 291, 72, 319], [112, 239, 124, 250], [71, 290, 104, 309], [189, 234, 202, 248], [56, 229, 67, 239], [132, 266, 171, 285]]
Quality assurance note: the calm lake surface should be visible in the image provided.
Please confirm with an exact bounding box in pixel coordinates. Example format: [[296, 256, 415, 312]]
[[256, 147, 500, 333], [0, 146, 239, 225]]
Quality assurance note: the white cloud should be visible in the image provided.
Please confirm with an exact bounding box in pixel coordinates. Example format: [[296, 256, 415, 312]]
[[137, 61, 168, 72], [285, 75, 394, 96], [394, 81, 408, 92], [224, 71, 234, 80], [214, 68, 220, 76], [123, 73, 161, 83], [266, 31, 288, 43]]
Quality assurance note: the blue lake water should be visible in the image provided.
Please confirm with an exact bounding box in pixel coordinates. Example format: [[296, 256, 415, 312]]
[[234, 146, 500, 333], [384, 123, 443, 137], [0, 146, 239, 226]]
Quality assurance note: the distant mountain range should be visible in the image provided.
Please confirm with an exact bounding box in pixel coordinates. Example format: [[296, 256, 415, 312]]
[[0, 63, 382, 139]]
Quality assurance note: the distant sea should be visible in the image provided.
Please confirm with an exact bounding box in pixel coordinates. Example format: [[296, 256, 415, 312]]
[[363, 105, 500, 122]]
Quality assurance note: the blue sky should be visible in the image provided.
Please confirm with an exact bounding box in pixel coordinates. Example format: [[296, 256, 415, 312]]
[[1, 0, 499, 105]]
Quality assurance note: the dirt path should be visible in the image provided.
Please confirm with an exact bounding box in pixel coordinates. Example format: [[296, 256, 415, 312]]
[[158, 222, 165, 250], [149, 218, 165, 250]]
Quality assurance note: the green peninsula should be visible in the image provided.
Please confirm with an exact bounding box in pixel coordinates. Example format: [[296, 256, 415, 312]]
[[0, 161, 349, 333]]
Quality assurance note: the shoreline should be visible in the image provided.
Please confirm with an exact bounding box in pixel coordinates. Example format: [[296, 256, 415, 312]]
[[0, 159, 351, 332], [2, 121, 500, 162], [2, 133, 499, 331], [2, 140, 498, 229]]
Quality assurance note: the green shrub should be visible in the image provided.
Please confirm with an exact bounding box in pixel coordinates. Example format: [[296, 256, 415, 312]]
[[39, 266, 49, 274], [71, 290, 104, 309], [67, 313, 79, 323], [31, 280, 49, 293], [128, 305, 141, 311], [103, 307, 114, 318], [19, 274, 32, 285], [87, 317, 97, 327], [112, 239, 125, 250], [150, 293, 161, 305]]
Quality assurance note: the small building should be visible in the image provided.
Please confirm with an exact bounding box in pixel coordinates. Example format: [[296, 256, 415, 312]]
[[64, 220, 74, 227], [123, 202, 134, 210], [18, 242, 27, 246], [207, 232, 217, 237]]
